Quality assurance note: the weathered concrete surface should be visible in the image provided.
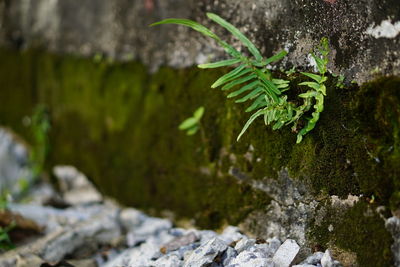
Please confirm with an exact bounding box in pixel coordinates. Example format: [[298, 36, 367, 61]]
[[0, 0, 399, 83]]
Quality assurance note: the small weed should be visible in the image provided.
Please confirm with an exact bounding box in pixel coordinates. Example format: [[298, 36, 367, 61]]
[[0, 195, 14, 251], [30, 105, 50, 178]]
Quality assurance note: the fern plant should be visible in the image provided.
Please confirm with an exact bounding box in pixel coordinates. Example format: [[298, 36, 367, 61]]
[[152, 13, 329, 143], [295, 37, 329, 143]]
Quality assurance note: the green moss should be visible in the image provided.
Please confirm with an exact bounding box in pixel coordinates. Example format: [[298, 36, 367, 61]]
[[311, 201, 393, 266]]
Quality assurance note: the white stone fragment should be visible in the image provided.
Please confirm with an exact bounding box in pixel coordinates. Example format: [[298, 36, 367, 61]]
[[234, 238, 256, 254], [184, 237, 228, 267], [199, 230, 217, 245], [126, 217, 172, 247], [221, 246, 238, 266], [301, 251, 324, 265], [153, 253, 183, 267], [0, 128, 32, 198], [272, 239, 300, 267], [53, 165, 102, 205], [119, 208, 146, 231], [386, 216, 400, 266], [366, 19, 400, 39], [321, 249, 334, 267], [227, 250, 273, 267], [219, 226, 243, 244], [267, 238, 281, 255]]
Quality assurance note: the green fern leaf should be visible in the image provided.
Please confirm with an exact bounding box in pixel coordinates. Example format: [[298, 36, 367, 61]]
[[198, 58, 241, 69], [211, 65, 251, 88], [254, 69, 281, 95], [245, 95, 267, 112], [227, 81, 259, 98], [312, 54, 326, 74], [235, 87, 263, 103], [299, 81, 321, 91], [237, 109, 265, 141], [221, 74, 257, 91], [272, 79, 290, 85], [263, 50, 288, 65], [301, 72, 323, 83], [298, 91, 317, 98], [150, 19, 219, 40], [206, 13, 263, 62]]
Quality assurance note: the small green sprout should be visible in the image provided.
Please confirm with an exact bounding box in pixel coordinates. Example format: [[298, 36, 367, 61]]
[[179, 106, 205, 135]]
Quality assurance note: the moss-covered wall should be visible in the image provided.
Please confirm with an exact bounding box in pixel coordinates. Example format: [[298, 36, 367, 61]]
[[0, 48, 399, 265]]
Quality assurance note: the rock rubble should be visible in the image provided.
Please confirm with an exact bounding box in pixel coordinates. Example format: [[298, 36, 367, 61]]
[[0, 156, 345, 267], [0, 165, 344, 267]]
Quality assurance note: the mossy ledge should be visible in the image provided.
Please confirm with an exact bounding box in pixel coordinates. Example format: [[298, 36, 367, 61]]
[[0, 48, 399, 265]]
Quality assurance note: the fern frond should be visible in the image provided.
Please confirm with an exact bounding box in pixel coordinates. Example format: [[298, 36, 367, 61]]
[[211, 65, 250, 88], [237, 109, 265, 141], [152, 14, 329, 144], [245, 95, 268, 112], [226, 81, 259, 98], [206, 13, 263, 61], [235, 87, 263, 103], [221, 74, 257, 91], [198, 58, 241, 69], [263, 50, 288, 65]]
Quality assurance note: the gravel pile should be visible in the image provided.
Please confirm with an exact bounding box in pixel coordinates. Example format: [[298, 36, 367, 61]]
[[103, 209, 341, 267], [0, 165, 343, 267]]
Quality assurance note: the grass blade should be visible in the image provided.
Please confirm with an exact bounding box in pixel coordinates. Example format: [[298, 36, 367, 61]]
[[207, 13, 263, 61]]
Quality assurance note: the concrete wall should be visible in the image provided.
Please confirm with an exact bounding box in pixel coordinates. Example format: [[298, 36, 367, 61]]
[[1, 0, 399, 82]]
